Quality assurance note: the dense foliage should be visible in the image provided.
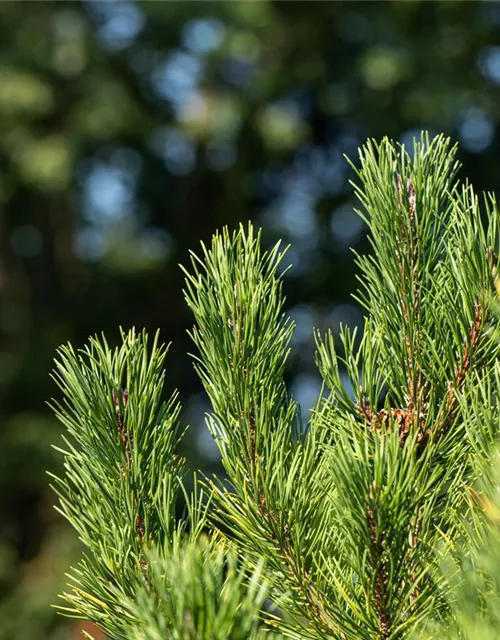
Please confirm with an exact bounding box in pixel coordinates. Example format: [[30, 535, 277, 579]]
[[51, 134, 500, 639]]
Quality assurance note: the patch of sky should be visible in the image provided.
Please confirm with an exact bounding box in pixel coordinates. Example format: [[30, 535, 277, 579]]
[[185, 393, 221, 463], [196, 426, 221, 463], [276, 178, 318, 241], [86, 0, 145, 52], [330, 202, 364, 250], [290, 373, 323, 420], [289, 305, 316, 348], [327, 303, 362, 333], [459, 107, 495, 153], [152, 51, 203, 115], [478, 46, 500, 84], [340, 370, 355, 400], [182, 18, 225, 55], [75, 147, 143, 262], [83, 161, 135, 223]]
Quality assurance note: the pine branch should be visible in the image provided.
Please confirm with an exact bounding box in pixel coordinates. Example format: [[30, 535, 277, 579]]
[[50, 329, 187, 638], [183, 226, 341, 637], [49, 132, 500, 639], [314, 133, 500, 637], [118, 536, 281, 640]]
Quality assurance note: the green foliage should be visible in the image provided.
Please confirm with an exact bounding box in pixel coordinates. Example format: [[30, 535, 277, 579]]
[[414, 438, 500, 640], [51, 133, 500, 638], [49, 330, 187, 637], [120, 537, 278, 640]]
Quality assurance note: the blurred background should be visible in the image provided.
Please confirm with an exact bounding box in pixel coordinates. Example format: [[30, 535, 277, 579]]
[[1, 1, 500, 637]]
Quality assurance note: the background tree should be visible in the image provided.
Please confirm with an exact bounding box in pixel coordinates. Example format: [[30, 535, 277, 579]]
[[2, 1, 500, 637]]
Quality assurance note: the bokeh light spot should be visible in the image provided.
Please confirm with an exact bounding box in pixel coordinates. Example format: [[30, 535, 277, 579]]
[[459, 107, 495, 153]]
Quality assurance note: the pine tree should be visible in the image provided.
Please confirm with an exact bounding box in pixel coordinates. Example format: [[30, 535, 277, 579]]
[[50, 133, 500, 639]]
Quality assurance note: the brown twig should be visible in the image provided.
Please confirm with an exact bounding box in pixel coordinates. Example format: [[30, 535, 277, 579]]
[[356, 390, 426, 445], [113, 389, 131, 477]]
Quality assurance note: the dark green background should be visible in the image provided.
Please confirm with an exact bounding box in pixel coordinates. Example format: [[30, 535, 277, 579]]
[[1, 1, 499, 637]]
